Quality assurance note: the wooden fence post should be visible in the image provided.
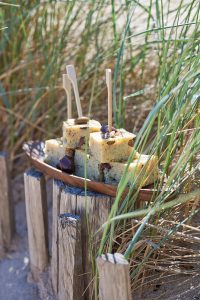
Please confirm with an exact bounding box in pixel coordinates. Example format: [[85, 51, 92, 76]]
[[58, 213, 84, 300], [51, 179, 61, 294], [51, 179, 113, 299], [24, 168, 49, 281], [97, 253, 132, 300], [0, 153, 15, 254]]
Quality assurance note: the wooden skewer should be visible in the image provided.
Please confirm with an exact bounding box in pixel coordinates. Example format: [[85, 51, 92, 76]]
[[66, 65, 83, 118], [106, 69, 112, 132], [63, 74, 72, 119]]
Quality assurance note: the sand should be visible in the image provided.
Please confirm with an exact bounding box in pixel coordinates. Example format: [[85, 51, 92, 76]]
[[0, 185, 39, 300]]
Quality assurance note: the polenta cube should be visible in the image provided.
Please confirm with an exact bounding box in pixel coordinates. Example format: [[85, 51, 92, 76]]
[[74, 149, 103, 181], [44, 138, 73, 166], [89, 129, 136, 163], [103, 154, 158, 187], [88, 155, 104, 181], [74, 149, 89, 178], [63, 118, 101, 150]]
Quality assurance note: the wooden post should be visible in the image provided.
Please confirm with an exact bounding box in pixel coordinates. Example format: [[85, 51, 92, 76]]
[[0, 153, 15, 255], [97, 253, 132, 300], [24, 168, 49, 281], [75, 193, 113, 299], [52, 180, 112, 299], [51, 180, 78, 294], [58, 213, 84, 300], [51, 180, 61, 294]]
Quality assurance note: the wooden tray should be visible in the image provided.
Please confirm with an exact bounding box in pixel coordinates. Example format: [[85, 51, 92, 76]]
[[23, 141, 158, 201]]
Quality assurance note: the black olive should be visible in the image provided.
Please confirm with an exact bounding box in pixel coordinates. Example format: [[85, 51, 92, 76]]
[[57, 155, 75, 174], [100, 163, 112, 171], [128, 139, 134, 147], [77, 137, 85, 148], [101, 124, 117, 139], [101, 125, 109, 134]]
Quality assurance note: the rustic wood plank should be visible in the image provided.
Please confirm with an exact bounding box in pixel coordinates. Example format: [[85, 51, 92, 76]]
[[51, 179, 61, 295], [76, 194, 113, 299], [60, 187, 77, 215], [51, 180, 79, 295], [57, 181, 112, 299], [51, 180, 112, 299], [24, 168, 49, 281], [97, 253, 132, 300], [0, 153, 15, 254], [58, 213, 84, 300]]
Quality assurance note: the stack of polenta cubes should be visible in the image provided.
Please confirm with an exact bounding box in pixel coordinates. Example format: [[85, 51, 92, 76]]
[[44, 119, 158, 187], [44, 65, 158, 188]]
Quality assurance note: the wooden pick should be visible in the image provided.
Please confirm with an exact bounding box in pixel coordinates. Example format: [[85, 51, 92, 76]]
[[66, 65, 83, 118], [63, 74, 72, 119], [106, 69, 112, 132]]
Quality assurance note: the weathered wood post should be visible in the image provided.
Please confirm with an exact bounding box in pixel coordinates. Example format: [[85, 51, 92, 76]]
[[24, 168, 49, 281], [51, 179, 113, 299], [58, 213, 84, 300], [0, 153, 15, 255], [51, 181, 78, 295], [97, 253, 132, 300], [51, 180, 61, 294]]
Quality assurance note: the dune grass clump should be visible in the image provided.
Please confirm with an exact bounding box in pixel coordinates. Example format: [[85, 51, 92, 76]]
[[0, 1, 160, 160], [97, 0, 200, 296]]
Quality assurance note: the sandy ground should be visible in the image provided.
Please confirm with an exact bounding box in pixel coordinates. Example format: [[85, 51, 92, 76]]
[[0, 174, 39, 300], [0, 174, 54, 300]]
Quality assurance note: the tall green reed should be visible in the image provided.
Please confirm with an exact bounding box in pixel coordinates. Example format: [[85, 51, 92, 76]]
[[98, 0, 200, 280]]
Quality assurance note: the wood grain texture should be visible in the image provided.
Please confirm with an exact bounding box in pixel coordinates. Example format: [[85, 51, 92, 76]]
[[106, 68, 112, 132], [52, 180, 113, 299], [51, 181, 80, 296], [97, 253, 132, 300], [23, 141, 158, 202], [58, 213, 84, 300], [75, 194, 113, 299], [24, 168, 49, 281], [0, 153, 15, 254], [63, 73, 72, 119], [66, 65, 83, 117], [51, 180, 77, 295], [51, 180, 61, 295]]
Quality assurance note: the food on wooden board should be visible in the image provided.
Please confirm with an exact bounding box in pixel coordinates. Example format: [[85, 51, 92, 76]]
[[44, 131, 158, 187], [62, 118, 101, 150], [44, 138, 73, 166], [103, 154, 159, 186], [89, 127, 136, 163]]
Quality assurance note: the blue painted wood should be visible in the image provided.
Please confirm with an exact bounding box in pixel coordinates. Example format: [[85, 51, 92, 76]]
[[0, 152, 6, 157], [25, 168, 44, 179], [54, 179, 109, 197]]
